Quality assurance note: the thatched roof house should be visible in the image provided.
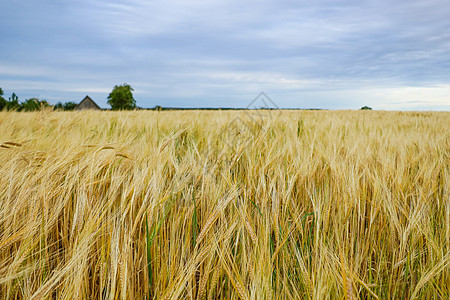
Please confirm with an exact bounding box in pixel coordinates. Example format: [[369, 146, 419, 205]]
[[75, 96, 101, 110]]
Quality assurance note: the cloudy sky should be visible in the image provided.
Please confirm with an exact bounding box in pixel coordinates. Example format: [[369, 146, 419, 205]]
[[1, 0, 449, 110]]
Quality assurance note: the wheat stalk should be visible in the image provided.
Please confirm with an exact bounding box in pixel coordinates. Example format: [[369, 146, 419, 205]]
[[0, 110, 447, 299]]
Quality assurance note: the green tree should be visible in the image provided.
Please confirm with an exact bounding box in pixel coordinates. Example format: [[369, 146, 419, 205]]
[[107, 83, 136, 110], [63, 101, 77, 111], [361, 106, 372, 110], [21, 98, 50, 111], [7, 93, 21, 110], [54, 101, 77, 111], [54, 102, 64, 110], [0, 88, 6, 110]]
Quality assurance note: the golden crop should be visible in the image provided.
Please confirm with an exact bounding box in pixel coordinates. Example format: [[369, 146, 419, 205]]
[[0, 110, 448, 299]]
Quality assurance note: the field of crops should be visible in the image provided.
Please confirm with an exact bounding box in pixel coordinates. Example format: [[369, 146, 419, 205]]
[[0, 110, 448, 299]]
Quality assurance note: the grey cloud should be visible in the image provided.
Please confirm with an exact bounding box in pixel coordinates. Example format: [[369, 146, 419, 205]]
[[0, 0, 449, 109]]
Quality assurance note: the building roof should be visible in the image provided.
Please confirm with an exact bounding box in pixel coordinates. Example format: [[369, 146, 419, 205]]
[[75, 96, 101, 110]]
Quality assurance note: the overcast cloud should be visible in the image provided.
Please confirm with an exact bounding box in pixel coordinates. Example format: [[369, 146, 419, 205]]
[[1, 0, 449, 110]]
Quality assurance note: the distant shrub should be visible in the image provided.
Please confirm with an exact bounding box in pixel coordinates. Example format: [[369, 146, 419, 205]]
[[0, 88, 6, 110], [361, 106, 372, 110], [54, 101, 78, 111], [6, 93, 21, 111], [21, 98, 50, 111], [54, 102, 64, 110], [63, 102, 77, 111]]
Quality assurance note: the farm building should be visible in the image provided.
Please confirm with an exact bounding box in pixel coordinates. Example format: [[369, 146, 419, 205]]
[[75, 96, 102, 110]]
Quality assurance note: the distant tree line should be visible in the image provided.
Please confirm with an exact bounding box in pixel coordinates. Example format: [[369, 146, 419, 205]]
[[53, 101, 78, 111], [0, 88, 51, 111], [1, 84, 137, 111], [0, 87, 78, 111], [2, 86, 375, 112]]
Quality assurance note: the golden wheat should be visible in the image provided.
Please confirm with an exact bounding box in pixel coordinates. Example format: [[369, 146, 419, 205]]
[[0, 109, 448, 299]]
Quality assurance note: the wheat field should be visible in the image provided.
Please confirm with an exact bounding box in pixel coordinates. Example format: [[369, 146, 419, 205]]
[[0, 109, 448, 299]]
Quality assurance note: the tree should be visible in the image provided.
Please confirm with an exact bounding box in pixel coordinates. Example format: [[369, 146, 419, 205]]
[[54, 101, 77, 111], [63, 101, 77, 111], [54, 102, 64, 110], [21, 98, 50, 111], [361, 106, 372, 110], [0, 88, 6, 110], [107, 83, 136, 110], [7, 93, 21, 110]]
